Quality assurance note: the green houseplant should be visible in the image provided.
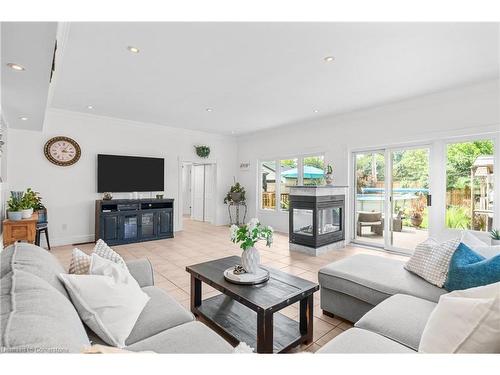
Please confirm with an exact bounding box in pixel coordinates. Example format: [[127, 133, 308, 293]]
[[7, 191, 24, 221], [194, 145, 210, 158], [325, 164, 334, 185], [230, 218, 273, 273], [490, 229, 500, 245], [224, 181, 246, 204]]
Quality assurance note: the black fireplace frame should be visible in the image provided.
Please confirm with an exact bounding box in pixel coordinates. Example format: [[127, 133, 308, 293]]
[[289, 194, 345, 248]]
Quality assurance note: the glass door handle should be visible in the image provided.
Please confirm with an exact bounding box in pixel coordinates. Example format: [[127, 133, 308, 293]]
[[426, 194, 432, 207]]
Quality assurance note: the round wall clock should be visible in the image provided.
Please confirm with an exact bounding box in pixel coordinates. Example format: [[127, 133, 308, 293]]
[[44, 136, 81, 166]]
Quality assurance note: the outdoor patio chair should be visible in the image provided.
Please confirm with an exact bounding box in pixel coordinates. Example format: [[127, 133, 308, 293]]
[[357, 211, 384, 237]]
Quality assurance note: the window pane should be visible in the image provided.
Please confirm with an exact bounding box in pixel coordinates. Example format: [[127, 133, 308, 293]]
[[446, 140, 494, 231], [303, 155, 325, 186], [261, 160, 276, 210], [280, 158, 298, 210]]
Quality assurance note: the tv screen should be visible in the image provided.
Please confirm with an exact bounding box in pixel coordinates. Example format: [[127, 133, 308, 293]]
[[97, 154, 164, 192]]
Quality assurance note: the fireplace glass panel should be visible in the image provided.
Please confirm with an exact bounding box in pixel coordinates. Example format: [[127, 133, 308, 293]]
[[318, 207, 341, 235], [293, 208, 314, 236]]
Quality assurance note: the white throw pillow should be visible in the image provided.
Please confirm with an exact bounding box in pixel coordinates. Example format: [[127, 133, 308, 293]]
[[68, 240, 127, 274], [419, 282, 500, 353], [59, 254, 150, 348], [461, 230, 500, 259], [461, 230, 488, 249], [405, 238, 459, 287]]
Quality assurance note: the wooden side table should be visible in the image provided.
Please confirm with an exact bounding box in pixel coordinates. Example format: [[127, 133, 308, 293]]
[[3, 213, 39, 248]]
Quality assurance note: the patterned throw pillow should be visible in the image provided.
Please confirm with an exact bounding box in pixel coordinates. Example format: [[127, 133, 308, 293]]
[[68, 248, 92, 274], [405, 238, 460, 287], [68, 240, 127, 274], [93, 239, 127, 268]]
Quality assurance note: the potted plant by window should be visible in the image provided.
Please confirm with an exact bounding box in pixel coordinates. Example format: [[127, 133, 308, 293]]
[[224, 181, 246, 204], [490, 229, 500, 246], [325, 164, 334, 185], [7, 191, 24, 221]]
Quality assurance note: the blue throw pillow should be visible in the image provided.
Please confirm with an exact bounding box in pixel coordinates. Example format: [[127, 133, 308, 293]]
[[444, 242, 500, 291]]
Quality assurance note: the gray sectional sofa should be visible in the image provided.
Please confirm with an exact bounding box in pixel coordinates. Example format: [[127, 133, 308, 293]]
[[317, 253, 445, 353], [0, 243, 233, 353]]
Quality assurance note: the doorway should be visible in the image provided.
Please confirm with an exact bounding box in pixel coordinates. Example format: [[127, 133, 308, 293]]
[[182, 163, 215, 223], [353, 146, 432, 254]]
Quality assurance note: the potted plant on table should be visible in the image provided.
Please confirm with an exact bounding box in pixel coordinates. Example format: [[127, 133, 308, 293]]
[[230, 218, 273, 274], [490, 229, 500, 246], [325, 164, 334, 185], [7, 191, 24, 221]]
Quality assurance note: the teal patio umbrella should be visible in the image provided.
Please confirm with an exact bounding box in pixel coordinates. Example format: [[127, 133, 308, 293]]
[[281, 166, 324, 179]]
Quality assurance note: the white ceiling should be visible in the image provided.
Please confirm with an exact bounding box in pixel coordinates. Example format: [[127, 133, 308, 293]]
[[47, 22, 499, 134], [1, 22, 57, 130]]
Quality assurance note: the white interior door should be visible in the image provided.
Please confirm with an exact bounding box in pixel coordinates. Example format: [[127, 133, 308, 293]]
[[191, 165, 205, 221], [203, 164, 215, 223], [182, 164, 192, 216]]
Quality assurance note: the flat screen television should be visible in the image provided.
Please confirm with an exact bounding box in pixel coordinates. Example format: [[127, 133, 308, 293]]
[[97, 154, 164, 192]]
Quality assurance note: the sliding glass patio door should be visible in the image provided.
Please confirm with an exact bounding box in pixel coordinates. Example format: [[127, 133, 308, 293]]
[[353, 146, 432, 254], [354, 151, 386, 248], [388, 147, 430, 253]]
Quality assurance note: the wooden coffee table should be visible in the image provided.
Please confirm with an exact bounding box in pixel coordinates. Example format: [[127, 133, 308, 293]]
[[186, 256, 319, 353]]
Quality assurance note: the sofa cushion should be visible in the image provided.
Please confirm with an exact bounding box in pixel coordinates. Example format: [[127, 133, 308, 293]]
[[319, 254, 446, 305], [1, 269, 90, 353], [1, 243, 69, 299], [126, 321, 234, 353], [125, 286, 194, 346], [355, 294, 436, 350], [317, 328, 415, 353]]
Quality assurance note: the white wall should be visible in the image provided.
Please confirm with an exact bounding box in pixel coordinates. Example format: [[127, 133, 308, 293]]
[[237, 80, 500, 240], [7, 109, 238, 246]]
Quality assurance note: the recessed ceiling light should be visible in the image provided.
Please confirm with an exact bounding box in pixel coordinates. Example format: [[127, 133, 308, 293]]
[[127, 46, 140, 53], [313, 109, 319, 113], [323, 56, 335, 62], [206, 108, 213, 112], [7, 63, 25, 71], [19, 116, 29, 121], [86, 105, 94, 110]]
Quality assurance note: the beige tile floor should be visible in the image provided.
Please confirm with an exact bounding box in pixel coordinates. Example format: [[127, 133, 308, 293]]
[[51, 218, 407, 353]]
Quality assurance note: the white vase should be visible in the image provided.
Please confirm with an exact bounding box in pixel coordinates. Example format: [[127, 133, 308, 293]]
[[241, 247, 260, 274], [492, 239, 500, 246], [21, 208, 33, 219]]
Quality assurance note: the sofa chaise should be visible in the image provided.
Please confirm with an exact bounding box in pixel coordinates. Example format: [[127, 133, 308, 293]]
[[319, 253, 446, 323], [0, 243, 233, 353]]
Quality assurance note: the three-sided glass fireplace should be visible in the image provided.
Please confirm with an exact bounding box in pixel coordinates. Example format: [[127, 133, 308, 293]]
[[289, 193, 345, 249]]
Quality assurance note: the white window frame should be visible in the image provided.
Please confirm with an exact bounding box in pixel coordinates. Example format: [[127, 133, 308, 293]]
[[258, 152, 326, 214]]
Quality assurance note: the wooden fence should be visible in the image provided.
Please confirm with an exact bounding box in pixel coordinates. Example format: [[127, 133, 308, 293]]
[[447, 188, 470, 207]]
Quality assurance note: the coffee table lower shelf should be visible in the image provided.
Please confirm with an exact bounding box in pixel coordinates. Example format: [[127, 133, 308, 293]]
[[194, 294, 303, 353]]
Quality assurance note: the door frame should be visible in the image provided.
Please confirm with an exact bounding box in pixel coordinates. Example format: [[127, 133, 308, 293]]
[[177, 158, 217, 231], [351, 142, 434, 254]]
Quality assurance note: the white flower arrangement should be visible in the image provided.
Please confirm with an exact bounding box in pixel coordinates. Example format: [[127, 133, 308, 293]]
[[230, 218, 273, 251]]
